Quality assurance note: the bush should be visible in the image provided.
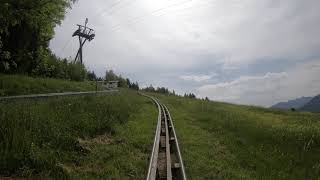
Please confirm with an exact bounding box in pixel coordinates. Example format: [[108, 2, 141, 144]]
[[31, 50, 88, 81]]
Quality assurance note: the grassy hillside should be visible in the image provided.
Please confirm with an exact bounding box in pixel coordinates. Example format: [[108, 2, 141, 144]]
[[0, 74, 99, 96], [0, 90, 156, 179], [2, 85, 319, 179], [152, 94, 320, 179]]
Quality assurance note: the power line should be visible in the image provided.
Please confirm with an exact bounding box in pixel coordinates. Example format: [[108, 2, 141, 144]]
[[108, 0, 139, 16], [93, 0, 138, 18], [92, 0, 123, 18], [108, 0, 216, 33], [59, 36, 73, 56], [156, 0, 214, 17], [108, 0, 194, 32]]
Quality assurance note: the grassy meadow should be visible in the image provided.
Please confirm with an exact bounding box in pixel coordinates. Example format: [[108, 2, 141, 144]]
[[0, 90, 156, 179], [151, 93, 320, 179], [0, 74, 99, 96], [1, 77, 320, 180]]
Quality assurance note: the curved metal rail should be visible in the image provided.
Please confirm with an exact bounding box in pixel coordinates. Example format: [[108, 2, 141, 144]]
[[143, 94, 187, 180], [0, 90, 118, 101]]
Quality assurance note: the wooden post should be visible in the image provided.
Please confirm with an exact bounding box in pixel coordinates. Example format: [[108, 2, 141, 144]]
[[95, 79, 98, 93]]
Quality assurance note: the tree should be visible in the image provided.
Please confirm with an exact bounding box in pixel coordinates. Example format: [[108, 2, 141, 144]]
[[144, 85, 155, 92], [105, 70, 117, 81], [127, 79, 139, 90], [104, 69, 139, 88], [126, 78, 131, 87], [118, 75, 128, 88], [184, 93, 196, 99], [96, 77, 104, 81], [87, 71, 97, 81], [0, 0, 75, 73], [128, 81, 139, 90]]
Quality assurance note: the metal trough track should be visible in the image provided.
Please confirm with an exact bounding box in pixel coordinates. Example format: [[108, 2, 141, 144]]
[[143, 94, 187, 180]]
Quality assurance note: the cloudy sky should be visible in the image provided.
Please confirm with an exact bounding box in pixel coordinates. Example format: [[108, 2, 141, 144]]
[[50, 0, 320, 107]]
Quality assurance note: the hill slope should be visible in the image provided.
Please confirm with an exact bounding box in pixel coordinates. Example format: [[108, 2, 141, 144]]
[[152, 93, 320, 179], [0, 90, 156, 179], [271, 96, 312, 109], [300, 94, 320, 112]]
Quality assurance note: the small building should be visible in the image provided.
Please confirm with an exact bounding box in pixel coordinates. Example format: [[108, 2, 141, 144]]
[[105, 81, 119, 89]]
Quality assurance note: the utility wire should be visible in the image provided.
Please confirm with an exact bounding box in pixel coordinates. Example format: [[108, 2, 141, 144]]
[[59, 36, 73, 56], [108, 0, 216, 32], [108, 0, 194, 32], [93, 0, 138, 18], [92, 0, 123, 18], [156, 0, 215, 17], [107, 0, 139, 16]]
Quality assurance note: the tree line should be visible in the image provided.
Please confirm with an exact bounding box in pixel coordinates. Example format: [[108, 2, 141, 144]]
[[142, 84, 176, 95], [183, 93, 197, 99], [141, 84, 207, 100]]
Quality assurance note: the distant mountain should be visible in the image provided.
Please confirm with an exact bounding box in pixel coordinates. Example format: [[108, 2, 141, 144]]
[[271, 97, 313, 110], [300, 95, 320, 113]]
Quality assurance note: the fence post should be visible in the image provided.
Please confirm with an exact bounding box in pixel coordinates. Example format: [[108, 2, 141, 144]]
[[95, 79, 98, 94]]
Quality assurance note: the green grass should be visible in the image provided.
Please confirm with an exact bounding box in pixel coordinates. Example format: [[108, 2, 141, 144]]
[[0, 74, 99, 96], [68, 99, 157, 179], [151, 93, 320, 179], [3, 86, 319, 179], [0, 90, 156, 179]]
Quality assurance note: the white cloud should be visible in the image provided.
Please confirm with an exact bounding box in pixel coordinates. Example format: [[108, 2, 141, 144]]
[[49, 0, 320, 106], [180, 73, 216, 82], [197, 60, 320, 107], [50, 0, 320, 73]]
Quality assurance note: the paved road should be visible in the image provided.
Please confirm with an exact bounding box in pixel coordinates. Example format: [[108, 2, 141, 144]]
[[0, 90, 118, 101]]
